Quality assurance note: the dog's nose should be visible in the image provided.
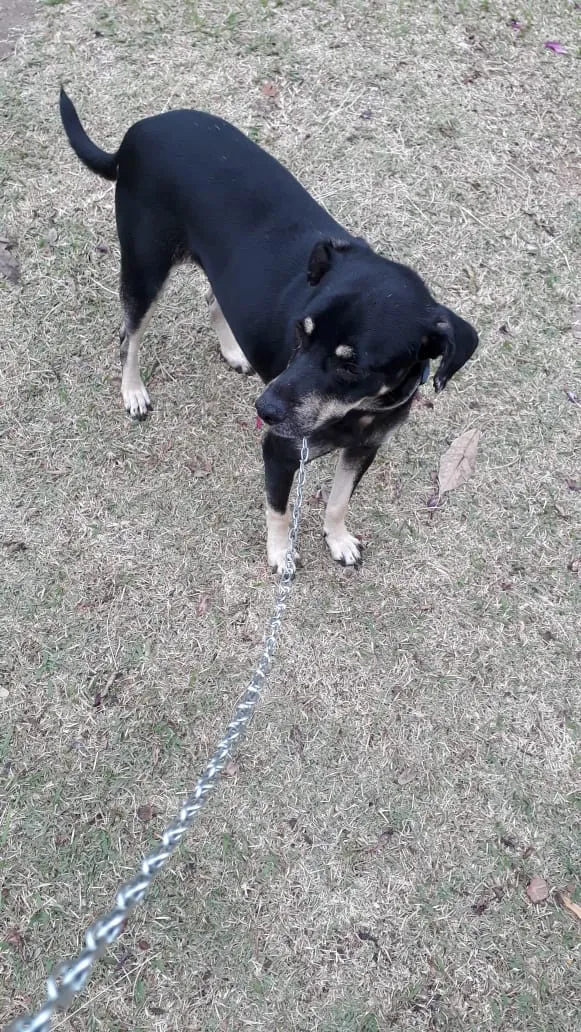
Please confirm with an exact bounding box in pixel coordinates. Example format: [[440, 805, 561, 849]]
[[255, 390, 286, 426]]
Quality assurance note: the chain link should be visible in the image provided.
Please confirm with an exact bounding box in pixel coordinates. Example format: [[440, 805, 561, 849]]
[[5, 438, 309, 1032]]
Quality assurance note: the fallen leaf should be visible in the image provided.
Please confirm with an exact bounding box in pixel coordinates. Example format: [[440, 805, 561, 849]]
[[5, 928, 25, 951], [0, 240, 20, 284], [565, 478, 580, 492], [472, 893, 493, 914], [526, 875, 549, 903], [185, 460, 212, 478], [563, 387, 580, 404], [555, 890, 581, 922], [567, 556, 580, 575], [2, 540, 26, 553], [262, 82, 278, 98], [137, 939, 151, 950], [462, 69, 482, 84], [196, 594, 211, 616], [313, 485, 330, 505], [500, 833, 518, 848], [544, 40, 566, 54], [426, 493, 441, 511], [438, 429, 481, 495], [137, 803, 155, 823], [223, 759, 239, 777], [521, 844, 535, 859]]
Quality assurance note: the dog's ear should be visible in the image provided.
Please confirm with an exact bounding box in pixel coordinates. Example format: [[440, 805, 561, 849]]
[[307, 239, 351, 286], [421, 306, 479, 392]]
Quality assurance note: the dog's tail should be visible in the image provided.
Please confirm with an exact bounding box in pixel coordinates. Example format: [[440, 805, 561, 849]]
[[59, 88, 118, 181]]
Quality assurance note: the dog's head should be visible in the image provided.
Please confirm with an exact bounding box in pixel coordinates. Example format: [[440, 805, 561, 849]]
[[255, 239, 479, 438]]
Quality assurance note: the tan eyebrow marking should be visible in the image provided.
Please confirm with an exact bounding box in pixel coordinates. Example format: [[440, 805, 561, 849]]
[[335, 344, 354, 359]]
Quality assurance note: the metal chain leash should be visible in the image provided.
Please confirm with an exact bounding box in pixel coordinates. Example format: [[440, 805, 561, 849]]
[[5, 437, 309, 1032]]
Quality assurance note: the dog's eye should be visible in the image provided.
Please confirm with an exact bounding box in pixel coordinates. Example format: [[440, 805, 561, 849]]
[[335, 359, 359, 381], [332, 344, 358, 378]]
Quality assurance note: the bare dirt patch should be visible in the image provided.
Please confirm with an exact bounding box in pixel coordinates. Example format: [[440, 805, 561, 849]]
[[0, 0, 36, 60]]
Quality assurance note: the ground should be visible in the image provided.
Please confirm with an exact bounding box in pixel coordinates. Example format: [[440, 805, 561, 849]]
[[0, 1, 580, 1030]]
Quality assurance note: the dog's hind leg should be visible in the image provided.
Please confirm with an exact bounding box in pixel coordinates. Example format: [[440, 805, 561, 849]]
[[118, 305, 155, 419], [117, 196, 176, 418], [206, 289, 253, 375]]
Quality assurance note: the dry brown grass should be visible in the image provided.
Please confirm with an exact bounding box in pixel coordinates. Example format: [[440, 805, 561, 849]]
[[1, 1, 580, 1030]]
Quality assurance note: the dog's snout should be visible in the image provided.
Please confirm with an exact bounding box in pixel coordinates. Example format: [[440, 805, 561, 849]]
[[255, 388, 287, 426]]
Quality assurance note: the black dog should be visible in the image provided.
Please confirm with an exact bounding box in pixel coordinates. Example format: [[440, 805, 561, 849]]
[[60, 89, 478, 571]]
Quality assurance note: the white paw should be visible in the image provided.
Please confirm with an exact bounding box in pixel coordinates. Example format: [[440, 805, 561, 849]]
[[122, 378, 152, 419], [221, 347, 253, 375], [324, 526, 362, 566], [267, 540, 299, 575]]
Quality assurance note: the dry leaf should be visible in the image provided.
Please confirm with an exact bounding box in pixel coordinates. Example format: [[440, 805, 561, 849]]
[[185, 460, 212, 478], [567, 556, 580, 575], [555, 890, 581, 922], [0, 240, 19, 284], [564, 387, 580, 405], [565, 478, 580, 492], [438, 429, 481, 495], [544, 40, 566, 55], [5, 927, 25, 951], [262, 82, 278, 98], [526, 875, 549, 903], [137, 803, 155, 823], [223, 759, 239, 777], [196, 594, 211, 616], [554, 503, 569, 519]]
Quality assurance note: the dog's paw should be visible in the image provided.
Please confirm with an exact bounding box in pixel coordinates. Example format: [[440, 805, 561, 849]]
[[324, 526, 362, 566], [220, 349, 254, 375], [122, 378, 152, 420], [267, 542, 300, 576]]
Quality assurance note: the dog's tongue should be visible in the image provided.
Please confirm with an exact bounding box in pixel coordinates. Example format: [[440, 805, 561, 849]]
[[255, 416, 264, 430]]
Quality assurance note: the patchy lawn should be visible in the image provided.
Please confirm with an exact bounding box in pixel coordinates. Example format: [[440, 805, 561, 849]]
[[1, 1, 579, 1030]]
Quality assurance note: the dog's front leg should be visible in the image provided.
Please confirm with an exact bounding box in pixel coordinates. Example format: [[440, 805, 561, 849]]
[[262, 432, 301, 573], [324, 446, 378, 565]]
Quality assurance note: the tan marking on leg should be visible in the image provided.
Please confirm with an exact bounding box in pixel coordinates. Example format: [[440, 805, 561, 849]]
[[323, 451, 362, 565], [266, 502, 295, 573], [208, 291, 253, 374], [121, 310, 152, 418]]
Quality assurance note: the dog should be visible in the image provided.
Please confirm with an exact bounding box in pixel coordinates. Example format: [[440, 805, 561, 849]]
[[59, 89, 479, 572]]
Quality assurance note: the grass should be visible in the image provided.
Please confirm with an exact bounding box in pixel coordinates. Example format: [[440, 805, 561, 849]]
[[1, 0, 580, 1029]]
